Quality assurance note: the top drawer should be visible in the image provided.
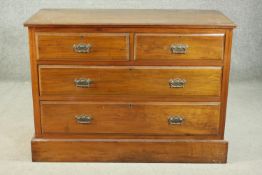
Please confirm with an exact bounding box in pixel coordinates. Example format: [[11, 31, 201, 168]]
[[135, 34, 224, 61], [36, 33, 129, 61]]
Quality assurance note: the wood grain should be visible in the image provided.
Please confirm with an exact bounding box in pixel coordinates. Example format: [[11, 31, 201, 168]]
[[24, 9, 235, 163], [32, 138, 228, 163], [24, 9, 236, 28], [36, 59, 224, 66], [33, 27, 228, 35], [28, 28, 42, 136], [39, 95, 220, 102], [219, 29, 234, 138], [41, 101, 220, 136], [40, 133, 222, 140], [135, 34, 224, 60], [36, 33, 129, 61], [39, 66, 222, 97]]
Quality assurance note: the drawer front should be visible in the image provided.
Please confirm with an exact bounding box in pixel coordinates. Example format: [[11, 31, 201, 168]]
[[135, 34, 224, 61], [36, 33, 129, 61], [39, 66, 221, 96], [41, 102, 220, 135]]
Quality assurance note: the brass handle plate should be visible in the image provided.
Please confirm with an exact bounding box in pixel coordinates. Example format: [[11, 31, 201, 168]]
[[170, 44, 188, 54], [168, 116, 184, 125], [169, 78, 186, 88], [74, 78, 93, 88], [75, 115, 92, 124], [73, 43, 92, 53]]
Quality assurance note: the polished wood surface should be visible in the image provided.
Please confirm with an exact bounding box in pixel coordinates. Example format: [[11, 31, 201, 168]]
[[36, 33, 129, 61], [135, 34, 224, 60], [33, 27, 228, 34], [40, 132, 222, 140], [32, 138, 228, 163], [220, 29, 233, 138], [28, 28, 42, 137], [41, 102, 220, 135], [25, 9, 235, 163], [39, 66, 222, 96], [24, 9, 236, 28], [39, 95, 221, 102]]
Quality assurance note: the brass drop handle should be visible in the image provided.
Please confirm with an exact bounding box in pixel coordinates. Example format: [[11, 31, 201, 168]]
[[75, 115, 93, 124], [73, 43, 92, 53], [74, 78, 93, 88], [168, 116, 184, 125], [170, 44, 188, 54], [169, 78, 186, 88]]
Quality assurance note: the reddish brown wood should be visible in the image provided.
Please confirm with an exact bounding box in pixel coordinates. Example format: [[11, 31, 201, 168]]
[[219, 29, 233, 138], [36, 33, 129, 61], [40, 133, 222, 140], [129, 32, 135, 62], [33, 27, 229, 34], [135, 33, 224, 61], [41, 101, 220, 136], [25, 9, 235, 163], [31, 138, 228, 163], [24, 9, 236, 28], [39, 95, 221, 102], [28, 28, 42, 136], [39, 66, 222, 97], [36, 60, 224, 66]]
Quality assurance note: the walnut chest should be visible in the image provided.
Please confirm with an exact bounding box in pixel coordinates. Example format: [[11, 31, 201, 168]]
[[24, 9, 235, 163]]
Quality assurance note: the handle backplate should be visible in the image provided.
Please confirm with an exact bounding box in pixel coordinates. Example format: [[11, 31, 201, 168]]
[[75, 115, 92, 124], [170, 44, 188, 54], [169, 78, 186, 88], [74, 78, 92, 88], [168, 116, 184, 125], [73, 43, 92, 53]]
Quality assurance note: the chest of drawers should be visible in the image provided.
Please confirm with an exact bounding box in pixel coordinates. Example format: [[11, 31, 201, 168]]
[[24, 9, 235, 163]]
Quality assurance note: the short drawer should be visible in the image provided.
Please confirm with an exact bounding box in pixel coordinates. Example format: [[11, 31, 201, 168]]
[[39, 66, 222, 97], [41, 102, 220, 135], [135, 34, 224, 61], [36, 33, 129, 61]]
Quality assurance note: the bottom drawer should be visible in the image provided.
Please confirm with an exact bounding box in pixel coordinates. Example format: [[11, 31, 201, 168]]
[[41, 102, 220, 136]]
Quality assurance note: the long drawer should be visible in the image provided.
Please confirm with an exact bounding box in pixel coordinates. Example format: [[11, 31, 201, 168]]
[[41, 102, 220, 135], [36, 33, 129, 61], [39, 66, 222, 97], [135, 33, 224, 61]]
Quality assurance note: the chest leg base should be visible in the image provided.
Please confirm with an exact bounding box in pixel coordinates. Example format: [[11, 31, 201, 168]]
[[31, 137, 228, 163]]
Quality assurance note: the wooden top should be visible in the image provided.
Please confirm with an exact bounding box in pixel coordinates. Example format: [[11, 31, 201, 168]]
[[24, 9, 236, 28]]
